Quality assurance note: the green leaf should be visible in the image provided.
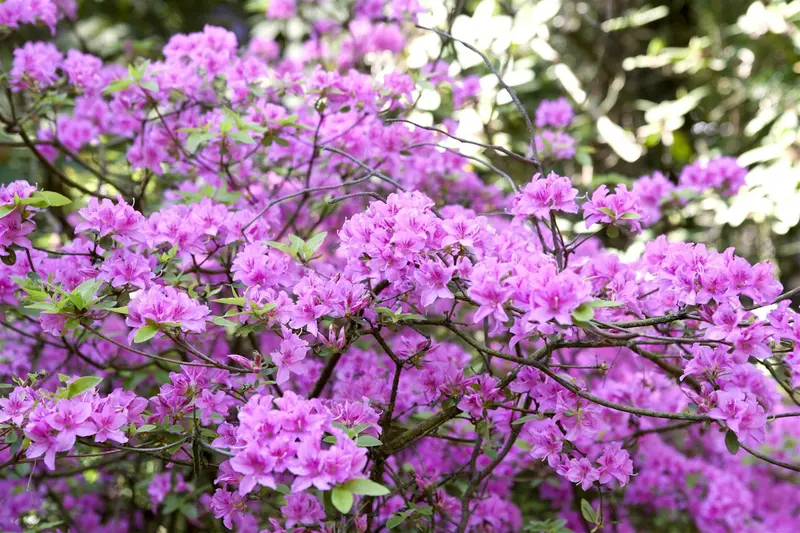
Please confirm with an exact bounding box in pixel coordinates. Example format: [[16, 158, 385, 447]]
[[135, 424, 156, 434], [386, 515, 407, 529], [356, 435, 382, 447], [597, 207, 616, 218], [275, 484, 292, 495], [343, 478, 390, 496], [70, 278, 103, 309], [571, 303, 595, 323], [213, 317, 238, 327], [512, 414, 539, 425], [104, 78, 132, 94], [133, 325, 159, 343], [302, 231, 327, 257], [67, 376, 103, 398], [725, 430, 740, 455], [139, 80, 159, 93], [620, 211, 642, 220], [212, 297, 245, 306], [265, 241, 293, 256], [580, 499, 597, 524], [586, 299, 625, 309], [186, 132, 217, 152], [180, 504, 198, 519], [0, 204, 15, 218], [331, 486, 354, 514], [106, 306, 129, 314], [228, 131, 256, 145], [38, 191, 72, 207]]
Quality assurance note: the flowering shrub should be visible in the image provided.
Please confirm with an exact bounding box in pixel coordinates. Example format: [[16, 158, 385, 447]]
[[1, 2, 799, 533]]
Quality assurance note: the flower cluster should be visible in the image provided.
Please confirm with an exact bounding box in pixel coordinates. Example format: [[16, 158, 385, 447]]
[[0, 3, 797, 533]]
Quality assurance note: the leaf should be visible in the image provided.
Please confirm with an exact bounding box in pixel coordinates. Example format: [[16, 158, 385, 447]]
[[356, 435, 382, 447], [571, 303, 595, 323], [0, 204, 15, 218], [331, 486, 354, 514], [597, 207, 616, 218], [180, 504, 198, 519], [580, 499, 597, 524], [586, 299, 624, 309], [186, 132, 217, 152], [343, 478, 390, 496], [135, 424, 156, 434], [139, 80, 159, 93], [104, 78, 132, 94], [275, 484, 291, 495], [620, 212, 642, 220], [725, 430, 740, 455], [512, 414, 539, 425], [37, 191, 72, 207], [213, 317, 238, 327], [212, 297, 245, 306], [71, 278, 103, 309], [386, 515, 406, 529], [133, 325, 159, 343], [228, 131, 256, 144], [303, 231, 327, 257], [265, 241, 293, 256], [67, 376, 103, 398], [106, 306, 129, 314]]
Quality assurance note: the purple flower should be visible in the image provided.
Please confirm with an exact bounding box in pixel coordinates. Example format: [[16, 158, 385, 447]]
[[596, 444, 634, 487], [679, 156, 747, 197], [583, 184, 644, 232], [535, 97, 574, 129], [10, 41, 62, 91], [126, 285, 210, 341], [271, 329, 309, 385], [210, 488, 246, 529], [565, 457, 599, 491], [0, 387, 35, 426], [510, 172, 579, 218], [281, 493, 325, 528], [414, 258, 455, 307], [75, 196, 145, 244], [99, 249, 155, 290]]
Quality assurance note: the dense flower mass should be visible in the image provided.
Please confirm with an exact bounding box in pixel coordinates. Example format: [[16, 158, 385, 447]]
[[0, 1, 798, 533]]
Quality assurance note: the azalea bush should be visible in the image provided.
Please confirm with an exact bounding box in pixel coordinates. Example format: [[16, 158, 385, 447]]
[[1, 1, 800, 532]]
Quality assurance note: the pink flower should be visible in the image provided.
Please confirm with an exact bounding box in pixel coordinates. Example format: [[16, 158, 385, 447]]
[[75, 196, 145, 244], [535, 97, 574, 129], [10, 41, 62, 91], [565, 457, 599, 491], [271, 330, 308, 385], [126, 285, 210, 342], [510, 172, 578, 218], [0, 387, 35, 425], [583, 184, 644, 233], [281, 493, 325, 528], [99, 249, 154, 289], [90, 405, 128, 444], [414, 258, 455, 307], [210, 488, 246, 529], [596, 445, 634, 487]]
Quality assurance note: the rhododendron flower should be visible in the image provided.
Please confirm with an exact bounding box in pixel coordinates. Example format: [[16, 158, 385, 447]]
[[126, 285, 210, 341], [281, 493, 325, 528], [535, 97, 574, 128], [510, 172, 579, 218], [271, 329, 309, 384], [0, 387, 35, 425], [583, 184, 644, 232]]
